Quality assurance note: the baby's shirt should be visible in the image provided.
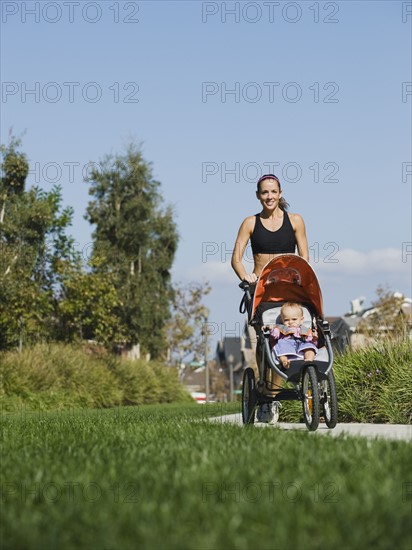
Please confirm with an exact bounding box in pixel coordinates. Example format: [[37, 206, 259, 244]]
[[270, 324, 316, 343]]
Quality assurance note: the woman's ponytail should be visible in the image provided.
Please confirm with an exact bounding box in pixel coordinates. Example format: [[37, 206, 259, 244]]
[[279, 197, 289, 211]]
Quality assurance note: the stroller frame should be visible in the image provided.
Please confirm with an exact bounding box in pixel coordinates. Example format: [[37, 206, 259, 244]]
[[239, 254, 338, 431]]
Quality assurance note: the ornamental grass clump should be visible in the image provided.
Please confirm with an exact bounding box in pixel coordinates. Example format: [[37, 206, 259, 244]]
[[0, 344, 192, 412], [268, 338, 411, 425], [333, 338, 412, 424], [107, 357, 192, 405], [0, 344, 122, 410]]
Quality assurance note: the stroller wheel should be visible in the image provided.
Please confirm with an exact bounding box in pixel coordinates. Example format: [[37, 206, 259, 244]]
[[242, 368, 257, 425], [320, 371, 338, 429], [302, 365, 320, 431]]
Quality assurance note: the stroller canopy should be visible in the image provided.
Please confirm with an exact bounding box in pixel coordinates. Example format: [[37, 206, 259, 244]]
[[251, 254, 324, 319]]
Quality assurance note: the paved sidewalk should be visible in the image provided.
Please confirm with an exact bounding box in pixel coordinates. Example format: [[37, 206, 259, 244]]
[[209, 414, 412, 441]]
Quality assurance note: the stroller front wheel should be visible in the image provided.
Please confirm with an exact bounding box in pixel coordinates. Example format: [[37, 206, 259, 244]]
[[242, 368, 257, 425], [320, 371, 338, 429], [302, 365, 320, 431]]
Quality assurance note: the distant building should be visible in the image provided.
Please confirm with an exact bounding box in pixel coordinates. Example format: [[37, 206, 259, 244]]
[[215, 336, 244, 390], [330, 294, 412, 353], [180, 364, 206, 394]]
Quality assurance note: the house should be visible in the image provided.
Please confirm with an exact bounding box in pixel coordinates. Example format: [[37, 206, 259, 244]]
[[330, 294, 412, 353], [330, 314, 365, 353], [215, 335, 245, 395], [180, 364, 206, 393]]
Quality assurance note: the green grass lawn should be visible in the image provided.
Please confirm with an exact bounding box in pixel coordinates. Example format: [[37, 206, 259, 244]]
[[1, 403, 411, 550]]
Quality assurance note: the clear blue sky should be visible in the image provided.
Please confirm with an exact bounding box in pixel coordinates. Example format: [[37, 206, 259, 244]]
[[1, 1, 411, 350]]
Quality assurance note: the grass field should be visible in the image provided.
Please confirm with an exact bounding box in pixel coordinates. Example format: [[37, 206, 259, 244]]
[[1, 403, 411, 550]]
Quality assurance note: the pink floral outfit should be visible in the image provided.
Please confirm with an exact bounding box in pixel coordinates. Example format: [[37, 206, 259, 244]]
[[270, 324, 318, 360]]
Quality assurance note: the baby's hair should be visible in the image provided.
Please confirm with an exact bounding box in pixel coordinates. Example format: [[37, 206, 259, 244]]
[[280, 302, 304, 319], [256, 174, 290, 211]]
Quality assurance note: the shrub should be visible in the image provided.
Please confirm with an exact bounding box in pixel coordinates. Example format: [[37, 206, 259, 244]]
[[107, 357, 191, 405], [333, 339, 412, 424], [0, 344, 192, 411], [274, 339, 412, 424]]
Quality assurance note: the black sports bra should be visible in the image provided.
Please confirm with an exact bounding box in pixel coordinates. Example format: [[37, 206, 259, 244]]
[[250, 212, 296, 255]]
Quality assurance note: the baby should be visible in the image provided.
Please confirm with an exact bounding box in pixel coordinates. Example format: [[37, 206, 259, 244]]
[[269, 302, 318, 369]]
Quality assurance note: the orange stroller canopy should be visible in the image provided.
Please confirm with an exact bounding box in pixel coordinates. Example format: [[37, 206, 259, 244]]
[[251, 254, 324, 319]]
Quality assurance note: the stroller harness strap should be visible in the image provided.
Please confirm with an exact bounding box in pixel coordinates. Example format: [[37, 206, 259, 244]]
[[270, 323, 317, 344], [270, 324, 314, 340], [250, 212, 297, 255]]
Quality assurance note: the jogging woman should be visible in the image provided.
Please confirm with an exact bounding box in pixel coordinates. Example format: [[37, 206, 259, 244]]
[[231, 174, 310, 423]]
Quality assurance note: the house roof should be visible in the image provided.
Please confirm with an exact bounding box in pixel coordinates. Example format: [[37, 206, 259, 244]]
[[325, 316, 340, 325], [215, 337, 243, 370], [331, 305, 377, 333]]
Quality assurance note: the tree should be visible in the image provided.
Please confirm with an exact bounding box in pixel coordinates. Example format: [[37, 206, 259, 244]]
[[0, 135, 76, 349], [85, 143, 178, 358], [57, 258, 127, 345], [166, 281, 211, 367], [358, 285, 410, 337]]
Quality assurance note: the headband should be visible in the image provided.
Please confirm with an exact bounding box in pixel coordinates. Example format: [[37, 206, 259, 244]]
[[257, 174, 281, 186]]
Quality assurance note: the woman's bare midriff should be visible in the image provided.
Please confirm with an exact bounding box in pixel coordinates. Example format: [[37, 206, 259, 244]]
[[253, 253, 283, 276]]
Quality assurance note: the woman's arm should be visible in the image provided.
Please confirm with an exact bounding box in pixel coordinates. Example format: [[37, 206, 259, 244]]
[[231, 216, 257, 283], [290, 213, 309, 261]]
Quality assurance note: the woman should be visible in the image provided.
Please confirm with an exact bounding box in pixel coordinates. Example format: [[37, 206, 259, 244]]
[[231, 174, 309, 283], [231, 174, 310, 424]]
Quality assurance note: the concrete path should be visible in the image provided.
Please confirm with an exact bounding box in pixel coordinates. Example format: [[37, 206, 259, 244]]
[[209, 413, 412, 441]]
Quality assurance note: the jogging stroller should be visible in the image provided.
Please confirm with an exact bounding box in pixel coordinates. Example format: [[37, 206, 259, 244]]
[[239, 254, 337, 431]]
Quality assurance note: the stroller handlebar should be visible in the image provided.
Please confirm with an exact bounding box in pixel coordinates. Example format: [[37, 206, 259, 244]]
[[239, 280, 253, 317], [238, 280, 250, 291]]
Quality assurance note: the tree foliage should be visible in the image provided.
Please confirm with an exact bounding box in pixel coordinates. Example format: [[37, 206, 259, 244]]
[[57, 258, 126, 345], [1, 137, 184, 356], [85, 144, 179, 357], [166, 281, 211, 365], [358, 285, 410, 337], [0, 136, 76, 349]]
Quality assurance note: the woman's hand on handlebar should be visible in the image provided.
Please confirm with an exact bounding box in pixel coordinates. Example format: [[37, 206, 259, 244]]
[[243, 273, 258, 284]]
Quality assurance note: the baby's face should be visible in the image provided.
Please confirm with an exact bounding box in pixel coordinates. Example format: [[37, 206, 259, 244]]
[[281, 306, 304, 327]]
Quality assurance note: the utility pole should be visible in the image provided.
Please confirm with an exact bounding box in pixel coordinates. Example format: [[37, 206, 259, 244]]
[[204, 318, 210, 402], [228, 353, 234, 402]]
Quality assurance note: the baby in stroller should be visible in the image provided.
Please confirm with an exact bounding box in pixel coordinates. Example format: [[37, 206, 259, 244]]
[[269, 302, 318, 369]]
